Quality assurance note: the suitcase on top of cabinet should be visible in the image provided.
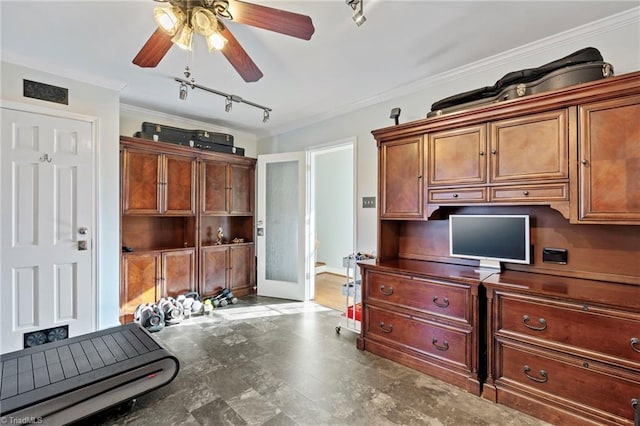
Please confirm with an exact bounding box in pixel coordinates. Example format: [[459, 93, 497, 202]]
[[192, 130, 234, 147], [195, 140, 245, 156], [139, 122, 195, 147], [427, 47, 614, 118]]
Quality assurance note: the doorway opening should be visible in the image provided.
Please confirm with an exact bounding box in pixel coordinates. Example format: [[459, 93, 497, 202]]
[[309, 139, 355, 311]]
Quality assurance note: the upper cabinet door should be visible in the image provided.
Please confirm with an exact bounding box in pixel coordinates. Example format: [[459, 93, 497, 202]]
[[122, 148, 196, 215], [575, 95, 640, 224], [201, 159, 229, 215], [164, 154, 197, 215], [229, 164, 254, 215], [489, 109, 569, 183], [122, 148, 162, 214], [428, 124, 487, 187], [380, 137, 424, 219]]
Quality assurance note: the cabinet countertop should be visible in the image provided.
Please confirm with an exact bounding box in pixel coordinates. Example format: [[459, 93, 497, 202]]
[[358, 259, 490, 286]]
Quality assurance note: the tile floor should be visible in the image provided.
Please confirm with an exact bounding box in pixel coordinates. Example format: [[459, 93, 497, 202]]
[[83, 296, 550, 426]]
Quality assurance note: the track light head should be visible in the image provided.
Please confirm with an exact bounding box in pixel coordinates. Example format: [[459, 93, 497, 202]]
[[179, 82, 188, 100], [225, 97, 232, 112], [346, 0, 366, 27], [263, 109, 270, 123]]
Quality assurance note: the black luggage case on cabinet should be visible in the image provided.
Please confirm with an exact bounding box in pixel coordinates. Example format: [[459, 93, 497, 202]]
[[195, 140, 244, 156], [139, 122, 195, 147], [192, 130, 234, 147]]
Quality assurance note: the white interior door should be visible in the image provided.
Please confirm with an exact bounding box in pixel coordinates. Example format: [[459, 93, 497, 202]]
[[1, 108, 95, 354], [256, 152, 309, 301]]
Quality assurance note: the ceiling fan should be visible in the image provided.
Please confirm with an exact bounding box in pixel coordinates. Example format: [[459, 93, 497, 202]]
[[132, 0, 315, 82]]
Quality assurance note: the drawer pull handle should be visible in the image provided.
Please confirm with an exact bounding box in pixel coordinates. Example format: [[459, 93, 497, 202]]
[[631, 337, 640, 352], [379, 285, 394, 296], [432, 338, 449, 351], [432, 296, 449, 308], [379, 322, 393, 333], [523, 365, 548, 383], [523, 315, 547, 331]]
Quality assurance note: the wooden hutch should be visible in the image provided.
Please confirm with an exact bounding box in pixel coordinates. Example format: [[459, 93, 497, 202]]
[[360, 71, 640, 425], [119, 137, 256, 322]]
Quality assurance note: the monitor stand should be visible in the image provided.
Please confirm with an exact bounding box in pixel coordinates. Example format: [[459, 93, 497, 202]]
[[477, 259, 502, 273]]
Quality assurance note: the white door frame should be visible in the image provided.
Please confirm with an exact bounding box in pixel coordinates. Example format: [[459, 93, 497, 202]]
[[0, 100, 99, 335], [307, 137, 357, 296]]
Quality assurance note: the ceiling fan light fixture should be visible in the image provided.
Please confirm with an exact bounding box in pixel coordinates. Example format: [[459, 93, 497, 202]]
[[206, 31, 228, 51], [172, 24, 193, 51], [192, 7, 219, 35], [153, 5, 184, 35]]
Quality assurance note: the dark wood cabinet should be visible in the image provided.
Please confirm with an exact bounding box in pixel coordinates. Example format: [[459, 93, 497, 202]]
[[200, 243, 255, 297], [162, 249, 196, 298], [120, 249, 196, 318], [120, 253, 161, 319], [425, 110, 569, 212], [483, 271, 640, 425], [489, 109, 568, 184], [122, 148, 196, 215], [379, 136, 424, 219], [368, 71, 640, 425], [200, 158, 254, 216], [428, 124, 486, 187], [120, 137, 256, 319], [358, 260, 485, 395], [575, 94, 640, 224]]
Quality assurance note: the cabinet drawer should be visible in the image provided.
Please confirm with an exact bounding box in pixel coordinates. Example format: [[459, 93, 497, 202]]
[[490, 183, 568, 202], [428, 188, 487, 204], [497, 294, 640, 369], [366, 271, 470, 323], [365, 305, 470, 369], [497, 341, 640, 424]]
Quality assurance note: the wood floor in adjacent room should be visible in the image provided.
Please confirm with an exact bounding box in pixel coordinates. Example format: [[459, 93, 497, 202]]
[[313, 272, 347, 312]]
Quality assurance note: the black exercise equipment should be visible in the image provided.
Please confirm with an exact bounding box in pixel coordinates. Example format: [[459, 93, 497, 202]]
[[0, 323, 179, 425]]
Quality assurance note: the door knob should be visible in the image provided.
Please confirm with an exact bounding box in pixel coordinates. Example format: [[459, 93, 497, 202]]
[[78, 227, 88, 235]]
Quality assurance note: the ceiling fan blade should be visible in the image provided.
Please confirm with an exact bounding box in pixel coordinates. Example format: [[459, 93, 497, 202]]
[[228, 0, 315, 40], [132, 28, 173, 68], [220, 25, 263, 82]]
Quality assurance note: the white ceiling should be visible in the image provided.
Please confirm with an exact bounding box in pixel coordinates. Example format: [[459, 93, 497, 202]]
[[1, 1, 638, 138]]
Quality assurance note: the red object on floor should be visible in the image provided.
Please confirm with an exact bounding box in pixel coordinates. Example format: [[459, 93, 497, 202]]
[[343, 303, 361, 321]]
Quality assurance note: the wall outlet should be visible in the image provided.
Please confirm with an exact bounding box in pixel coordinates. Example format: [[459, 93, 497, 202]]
[[363, 196, 376, 208]]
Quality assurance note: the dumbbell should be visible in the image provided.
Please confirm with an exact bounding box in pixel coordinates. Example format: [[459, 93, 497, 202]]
[[134, 303, 165, 333], [211, 290, 230, 307], [179, 291, 203, 315], [158, 297, 183, 325]]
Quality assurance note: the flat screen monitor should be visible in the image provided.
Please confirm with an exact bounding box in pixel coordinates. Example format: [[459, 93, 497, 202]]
[[449, 214, 530, 270]]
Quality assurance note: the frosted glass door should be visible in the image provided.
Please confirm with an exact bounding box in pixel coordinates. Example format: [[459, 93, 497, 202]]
[[257, 152, 308, 301]]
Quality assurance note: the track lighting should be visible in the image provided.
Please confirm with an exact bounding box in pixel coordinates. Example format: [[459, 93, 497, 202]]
[[174, 76, 272, 123], [346, 0, 366, 27]]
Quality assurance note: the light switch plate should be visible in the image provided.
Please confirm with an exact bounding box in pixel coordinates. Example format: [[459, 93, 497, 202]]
[[363, 196, 376, 208]]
